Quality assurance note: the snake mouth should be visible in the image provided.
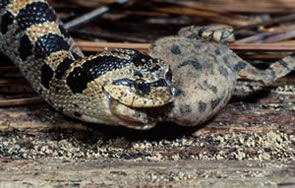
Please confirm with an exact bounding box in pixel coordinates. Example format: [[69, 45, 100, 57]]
[[108, 97, 157, 130]]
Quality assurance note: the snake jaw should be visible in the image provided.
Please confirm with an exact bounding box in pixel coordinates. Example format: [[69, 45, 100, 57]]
[[109, 99, 157, 130], [104, 90, 157, 130]]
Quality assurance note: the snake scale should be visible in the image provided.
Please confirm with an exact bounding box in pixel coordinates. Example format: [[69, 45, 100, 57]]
[[2, 0, 295, 130], [0, 0, 179, 129]]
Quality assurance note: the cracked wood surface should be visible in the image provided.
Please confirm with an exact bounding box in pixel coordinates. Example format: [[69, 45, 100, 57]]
[[0, 159, 294, 187]]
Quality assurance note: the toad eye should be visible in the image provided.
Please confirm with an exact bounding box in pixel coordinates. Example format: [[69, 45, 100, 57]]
[[135, 80, 151, 95]]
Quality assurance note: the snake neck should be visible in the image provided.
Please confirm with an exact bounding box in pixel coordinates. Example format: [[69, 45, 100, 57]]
[[0, 0, 83, 91]]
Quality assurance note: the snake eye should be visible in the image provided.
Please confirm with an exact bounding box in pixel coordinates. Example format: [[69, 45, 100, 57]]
[[135, 80, 151, 95]]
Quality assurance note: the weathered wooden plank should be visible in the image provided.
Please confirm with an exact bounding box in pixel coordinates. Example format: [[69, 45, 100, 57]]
[[0, 159, 294, 187]]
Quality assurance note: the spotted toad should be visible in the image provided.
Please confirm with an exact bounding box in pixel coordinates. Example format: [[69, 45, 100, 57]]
[[149, 25, 295, 126]]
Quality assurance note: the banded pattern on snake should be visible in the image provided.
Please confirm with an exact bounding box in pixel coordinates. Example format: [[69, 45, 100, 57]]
[[0, 0, 179, 129]]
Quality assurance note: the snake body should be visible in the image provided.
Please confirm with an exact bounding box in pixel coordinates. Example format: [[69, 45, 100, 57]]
[[0, 0, 178, 129]]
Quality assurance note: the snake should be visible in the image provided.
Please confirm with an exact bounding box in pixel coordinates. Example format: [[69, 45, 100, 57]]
[[3, 0, 295, 130], [0, 0, 179, 130]]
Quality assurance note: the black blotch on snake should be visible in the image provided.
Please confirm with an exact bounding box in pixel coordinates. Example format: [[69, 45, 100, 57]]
[[18, 34, 33, 61], [16, 2, 56, 30], [74, 112, 82, 117], [0, 11, 14, 34], [55, 57, 74, 79], [67, 55, 132, 93], [133, 52, 154, 67], [35, 33, 70, 58], [41, 63, 54, 89], [0, 0, 10, 10]]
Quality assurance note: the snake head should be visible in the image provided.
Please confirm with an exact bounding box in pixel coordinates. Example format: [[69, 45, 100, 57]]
[[66, 49, 179, 129], [101, 49, 180, 129], [103, 49, 179, 108]]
